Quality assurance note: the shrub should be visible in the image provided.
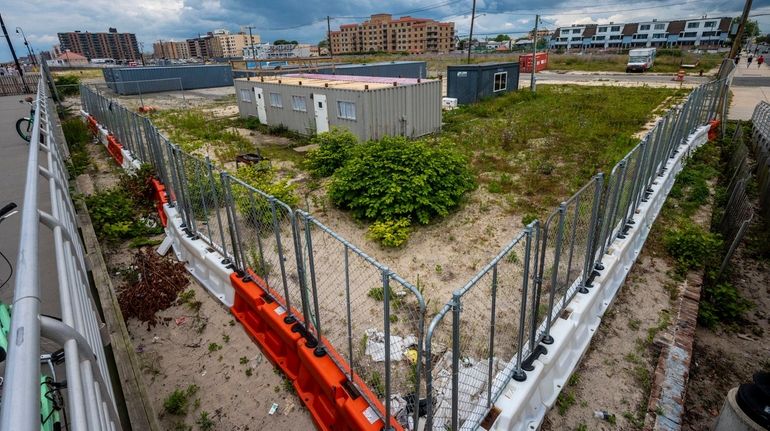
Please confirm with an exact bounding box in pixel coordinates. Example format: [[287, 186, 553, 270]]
[[163, 384, 199, 416], [62, 118, 91, 177], [329, 137, 475, 225], [305, 128, 358, 177], [54, 74, 80, 97], [232, 163, 299, 230], [85, 188, 163, 241], [662, 221, 722, 274], [699, 281, 752, 327], [367, 218, 411, 247]]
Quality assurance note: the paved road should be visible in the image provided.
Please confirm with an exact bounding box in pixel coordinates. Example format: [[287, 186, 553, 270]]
[[0, 95, 60, 318]]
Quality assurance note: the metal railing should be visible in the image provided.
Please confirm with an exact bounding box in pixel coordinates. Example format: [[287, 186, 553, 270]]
[[1, 77, 121, 430], [751, 101, 770, 219], [79, 62, 734, 430]]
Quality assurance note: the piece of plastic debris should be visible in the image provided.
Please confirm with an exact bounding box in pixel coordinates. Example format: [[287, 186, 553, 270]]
[[594, 410, 615, 422], [405, 348, 418, 364], [152, 336, 160, 343], [268, 403, 279, 415], [135, 344, 145, 353], [201, 370, 207, 377], [175, 317, 187, 326]]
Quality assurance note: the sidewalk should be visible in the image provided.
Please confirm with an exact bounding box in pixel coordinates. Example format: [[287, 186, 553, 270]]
[[728, 52, 770, 120]]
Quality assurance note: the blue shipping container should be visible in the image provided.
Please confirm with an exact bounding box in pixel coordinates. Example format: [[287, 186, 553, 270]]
[[102, 65, 233, 95]]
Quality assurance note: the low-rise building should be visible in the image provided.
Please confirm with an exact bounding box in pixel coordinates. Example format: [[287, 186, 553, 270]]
[[243, 43, 311, 60], [234, 73, 441, 141], [47, 51, 89, 67], [550, 17, 732, 49]]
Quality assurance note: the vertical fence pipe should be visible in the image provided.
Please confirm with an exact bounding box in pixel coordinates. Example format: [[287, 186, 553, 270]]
[[583, 173, 604, 288], [563, 193, 581, 302], [269, 198, 292, 318], [382, 268, 393, 431], [344, 246, 353, 380], [451, 293, 461, 431], [207, 159, 228, 261], [487, 263, 499, 406], [303, 217, 323, 346], [528, 220, 541, 352], [513, 226, 532, 382], [222, 173, 245, 272], [542, 203, 566, 342]]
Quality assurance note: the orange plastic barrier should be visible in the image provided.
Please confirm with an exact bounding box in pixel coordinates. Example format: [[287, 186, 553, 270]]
[[230, 272, 400, 431], [105, 135, 124, 165], [149, 178, 168, 227], [708, 119, 720, 141], [86, 115, 99, 135]]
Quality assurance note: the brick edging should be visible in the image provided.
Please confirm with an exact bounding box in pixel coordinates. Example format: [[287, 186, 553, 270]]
[[644, 274, 703, 431]]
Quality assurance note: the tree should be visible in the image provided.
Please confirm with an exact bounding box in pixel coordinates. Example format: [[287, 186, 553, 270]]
[[318, 39, 329, 48], [274, 39, 298, 45], [493, 34, 511, 42]]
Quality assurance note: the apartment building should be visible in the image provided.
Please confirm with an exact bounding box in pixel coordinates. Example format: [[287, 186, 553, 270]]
[[186, 34, 215, 59], [152, 40, 191, 60], [243, 43, 312, 59], [57, 28, 140, 61], [550, 17, 732, 50], [330, 14, 455, 54], [210, 30, 261, 58]]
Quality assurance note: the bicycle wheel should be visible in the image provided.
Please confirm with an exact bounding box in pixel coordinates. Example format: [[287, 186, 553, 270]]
[[15, 117, 32, 142]]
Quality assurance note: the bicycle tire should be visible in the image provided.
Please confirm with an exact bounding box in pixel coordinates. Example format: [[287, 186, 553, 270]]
[[15, 117, 32, 142]]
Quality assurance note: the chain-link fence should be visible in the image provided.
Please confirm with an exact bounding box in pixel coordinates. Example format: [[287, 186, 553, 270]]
[[752, 101, 770, 219], [81, 68, 734, 430]]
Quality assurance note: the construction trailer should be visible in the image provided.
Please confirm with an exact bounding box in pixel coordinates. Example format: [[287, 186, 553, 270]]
[[234, 73, 441, 141], [102, 64, 233, 95], [446, 62, 520, 104]]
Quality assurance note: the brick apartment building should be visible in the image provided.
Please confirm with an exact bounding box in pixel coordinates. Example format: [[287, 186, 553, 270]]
[[330, 14, 455, 54], [550, 17, 732, 50], [57, 28, 140, 61], [185, 30, 261, 59], [152, 40, 191, 60]]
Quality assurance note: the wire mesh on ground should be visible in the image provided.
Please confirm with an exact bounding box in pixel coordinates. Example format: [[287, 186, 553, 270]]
[[80, 67, 731, 430]]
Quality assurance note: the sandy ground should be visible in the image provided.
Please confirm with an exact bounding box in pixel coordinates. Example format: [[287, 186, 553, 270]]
[[541, 253, 676, 431], [79, 133, 314, 430], [683, 237, 770, 430]]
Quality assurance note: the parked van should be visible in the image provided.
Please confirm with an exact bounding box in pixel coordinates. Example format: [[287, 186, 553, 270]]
[[626, 48, 657, 72]]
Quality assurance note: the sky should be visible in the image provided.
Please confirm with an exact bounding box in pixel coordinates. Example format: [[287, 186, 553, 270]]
[[2, 0, 770, 61]]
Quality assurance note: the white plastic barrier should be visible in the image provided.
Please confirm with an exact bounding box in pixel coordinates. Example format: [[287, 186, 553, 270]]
[[80, 110, 236, 307], [490, 125, 711, 431]]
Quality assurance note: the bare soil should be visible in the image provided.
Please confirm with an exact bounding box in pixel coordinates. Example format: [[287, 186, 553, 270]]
[[682, 241, 770, 430], [540, 253, 676, 431], [80, 132, 314, 430]]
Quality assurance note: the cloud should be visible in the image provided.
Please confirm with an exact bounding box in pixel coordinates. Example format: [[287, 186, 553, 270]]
[[1, 0, 768, 61]]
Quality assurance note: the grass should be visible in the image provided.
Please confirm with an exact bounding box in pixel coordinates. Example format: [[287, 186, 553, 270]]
[[163, 384, 199, 415], [442, 84, 684, 215]]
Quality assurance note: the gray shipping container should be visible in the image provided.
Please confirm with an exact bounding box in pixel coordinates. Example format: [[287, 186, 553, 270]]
[[447, 62, 520, 104], [234, 74, 441, 142], [102, 65, 233, 95], [316, 61, 427, 79]]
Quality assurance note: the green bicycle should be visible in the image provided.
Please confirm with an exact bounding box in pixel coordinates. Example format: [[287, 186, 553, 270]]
[[15, 96, 35, 142]]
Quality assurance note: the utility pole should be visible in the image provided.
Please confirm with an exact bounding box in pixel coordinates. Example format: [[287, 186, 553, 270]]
[[327, 16, 333, 59], [0, 13, 29, 93], [729, 0, 753, 59], [467, 0, 477, 64], [531, 14, 539, 92], [244, 26, 257, 60]]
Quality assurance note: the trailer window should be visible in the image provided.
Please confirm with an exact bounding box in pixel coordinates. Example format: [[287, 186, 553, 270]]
[[269, 93, 283, 108], [337, 101, 356, 120], [291, 95, 307, 112], [493, 72, 507, 92], [239, 89, 251, 103]]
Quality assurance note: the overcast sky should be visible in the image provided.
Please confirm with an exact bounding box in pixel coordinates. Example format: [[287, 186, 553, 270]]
[[2, 0, 770, 61]]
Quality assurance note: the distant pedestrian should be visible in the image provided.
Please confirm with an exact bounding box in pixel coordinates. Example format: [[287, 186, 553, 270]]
[[735, 55, 741, 65], [758, 55, 765, 68], [748, 55, 754, 68]]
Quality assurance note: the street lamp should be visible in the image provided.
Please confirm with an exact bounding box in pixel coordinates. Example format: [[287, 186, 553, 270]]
[[15, 26, 36, 66]]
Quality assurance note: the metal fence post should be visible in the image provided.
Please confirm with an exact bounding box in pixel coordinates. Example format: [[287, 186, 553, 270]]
[[382, 267, 393, 431], [487, 263, 499, 406], [542, 202, 566, 344], [583, 173, 604, 289], [513, 225, 532, 382], [451, 293, 461, 431]]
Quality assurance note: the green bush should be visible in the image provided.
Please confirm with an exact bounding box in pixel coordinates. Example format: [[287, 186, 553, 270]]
[[54, 74, 80, 97], [232, 163, 299, 230], [329, 137, 475, 225], [305, 128, 358, 177], [663, 221, 722, 274], [62, 118, 91, 176], [85, 188, 163, 241], [699, 281, 752, 327], [367, 218, 411, 248]]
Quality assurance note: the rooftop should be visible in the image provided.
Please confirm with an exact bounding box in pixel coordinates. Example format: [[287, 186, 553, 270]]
[[237, 73, 433, 90]]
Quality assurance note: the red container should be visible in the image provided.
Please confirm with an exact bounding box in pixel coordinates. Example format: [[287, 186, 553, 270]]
[[520, 52, 549, 73]]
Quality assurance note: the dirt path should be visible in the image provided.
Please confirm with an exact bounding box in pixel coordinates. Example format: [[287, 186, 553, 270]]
[[80, 133, 314, 430], [683, 239, 770, 429], [541, 253, 676, 431]]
